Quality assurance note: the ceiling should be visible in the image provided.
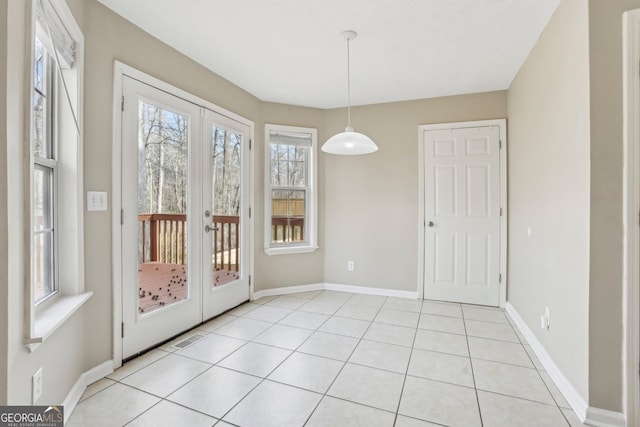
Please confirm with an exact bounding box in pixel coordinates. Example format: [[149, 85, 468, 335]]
[[97, 0, 560, 109]]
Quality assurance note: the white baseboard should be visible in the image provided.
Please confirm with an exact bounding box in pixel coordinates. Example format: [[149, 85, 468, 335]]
[[505, 303, 626, 427], [252, 283, 419, 301], [62, 360, 114, 424], [252, 283, 325, 300], [323, 283, 419, 299], [505, 303, 588, 420], [585, 407, 626, 427]]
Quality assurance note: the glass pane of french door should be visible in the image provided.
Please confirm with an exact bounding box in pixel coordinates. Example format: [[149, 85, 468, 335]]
[[210, 126, 242, 287], [137, 101, 190, 314]]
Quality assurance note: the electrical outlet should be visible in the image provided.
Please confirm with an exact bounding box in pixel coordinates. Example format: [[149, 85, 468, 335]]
[[347, 261, 355, 272], [32, 367, 43, 404], [87, 191, 108, 211]]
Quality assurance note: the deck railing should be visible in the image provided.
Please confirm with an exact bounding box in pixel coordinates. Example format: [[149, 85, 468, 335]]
[[271, 217, 305, 243], [138, 213, 240, 271]]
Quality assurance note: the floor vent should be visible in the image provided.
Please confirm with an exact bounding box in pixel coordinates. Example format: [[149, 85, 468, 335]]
[[172, 333, 205, 349]]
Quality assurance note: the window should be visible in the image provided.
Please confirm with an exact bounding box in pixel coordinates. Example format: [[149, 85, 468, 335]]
[[264, 124, 318, 255], [26, 0, 89, 350], [32, 34, 57, 303]]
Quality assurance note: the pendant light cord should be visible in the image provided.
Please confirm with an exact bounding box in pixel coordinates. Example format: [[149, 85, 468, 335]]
[[346, 35, 352, 129]]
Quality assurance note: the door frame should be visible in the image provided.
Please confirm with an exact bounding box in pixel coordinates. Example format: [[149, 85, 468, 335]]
[[623, 10, 640, 427], [111, 61, 254, 368], [417, 119, 508, 307]]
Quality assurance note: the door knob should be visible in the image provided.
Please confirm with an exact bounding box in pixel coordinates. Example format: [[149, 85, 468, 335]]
[[427, 221, 434, 227], [204, 225, 212, 233]]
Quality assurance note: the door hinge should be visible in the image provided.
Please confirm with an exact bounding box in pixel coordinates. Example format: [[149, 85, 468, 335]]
[[499, 273, 502, 283], [121, 209, 124, 225], [499, 140, 502, 149], [500, 207, 503, 217], [249, 207, 252, 218], [249, 275, 251, 287], [121, 322, 124, 338], [121, 95, 124, 112], [249, 139, 252, 150]]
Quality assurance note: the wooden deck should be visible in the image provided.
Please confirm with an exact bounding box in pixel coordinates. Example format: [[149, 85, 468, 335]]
[[138, 262, 239, 314]]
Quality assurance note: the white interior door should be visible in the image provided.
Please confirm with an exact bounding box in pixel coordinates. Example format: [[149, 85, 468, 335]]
[[423, 125, 501, 306], [121, 77, 251, 358], [201, 109, 250, 319]]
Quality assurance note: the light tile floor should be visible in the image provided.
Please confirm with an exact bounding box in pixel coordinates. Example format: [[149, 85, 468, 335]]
[[68, 291, 584, 426]]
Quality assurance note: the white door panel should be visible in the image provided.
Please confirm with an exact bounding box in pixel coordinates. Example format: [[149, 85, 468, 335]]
[[424, 125, 501, 306], [201, 110, 250, 319], [121, 76, 202, 358]]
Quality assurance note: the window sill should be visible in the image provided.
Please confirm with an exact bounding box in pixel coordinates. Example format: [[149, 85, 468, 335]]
[[25, 291, 93, 352], [264, 245, 319, 256]]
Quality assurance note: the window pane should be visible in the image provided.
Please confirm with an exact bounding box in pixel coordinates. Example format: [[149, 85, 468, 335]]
[[33, 165, 55, 302], [33, 90, 47, 157], [33, 165, 53, 231], [34, 38, 45, 92], [33, 231, 54, 302], [33, 37, 52, 159], [271, 189, 305, 244], [269, 143, 309, 188]]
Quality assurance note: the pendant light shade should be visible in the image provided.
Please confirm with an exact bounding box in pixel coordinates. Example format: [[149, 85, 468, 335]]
[[322, 31, 378, 155], [322, 126, 378, 155]]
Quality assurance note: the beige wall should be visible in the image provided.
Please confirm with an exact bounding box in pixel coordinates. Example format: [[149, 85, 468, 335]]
[[0, 0, 9, 405], [507, 0, 591, 402], [588, 0, 640, 412], [322, 92, 507, 290]]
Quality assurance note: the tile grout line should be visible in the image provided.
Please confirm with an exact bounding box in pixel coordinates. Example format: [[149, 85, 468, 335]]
[[109, 295, 324, 426], [302, 294, 390, 426], [463, 306, 485, 427], [391, 300, 422, 426], [211, 290, 340, 425]]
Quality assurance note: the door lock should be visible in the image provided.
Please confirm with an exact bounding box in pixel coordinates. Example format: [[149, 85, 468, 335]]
[[204, 210, 211, 218], [427, 221, 434, 227]]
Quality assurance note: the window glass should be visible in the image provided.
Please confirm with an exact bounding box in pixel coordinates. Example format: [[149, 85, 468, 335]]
[[32, 35, 57, 303]]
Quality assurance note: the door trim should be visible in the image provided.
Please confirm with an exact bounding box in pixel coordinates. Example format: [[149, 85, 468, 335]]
[[111, 61, 254, 368], [417, 119, 507, 307], [623, 10, 640, 427]]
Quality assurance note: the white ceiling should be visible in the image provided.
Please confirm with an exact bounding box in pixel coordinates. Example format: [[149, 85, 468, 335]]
[[97, 0, 560, 109]]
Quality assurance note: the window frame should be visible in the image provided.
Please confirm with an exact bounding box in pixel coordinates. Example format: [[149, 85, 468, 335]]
[[264, 124, 318, 255], [25, 0, 91, 351]]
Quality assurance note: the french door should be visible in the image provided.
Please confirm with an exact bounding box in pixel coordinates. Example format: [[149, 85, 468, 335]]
[[121, 76, 250, 358]]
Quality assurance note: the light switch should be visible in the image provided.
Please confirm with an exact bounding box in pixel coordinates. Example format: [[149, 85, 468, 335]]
[[87, 191, 108, 211]]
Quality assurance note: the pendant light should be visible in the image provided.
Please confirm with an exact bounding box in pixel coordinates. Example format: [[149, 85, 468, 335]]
[[322, 31, 378, 155]]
